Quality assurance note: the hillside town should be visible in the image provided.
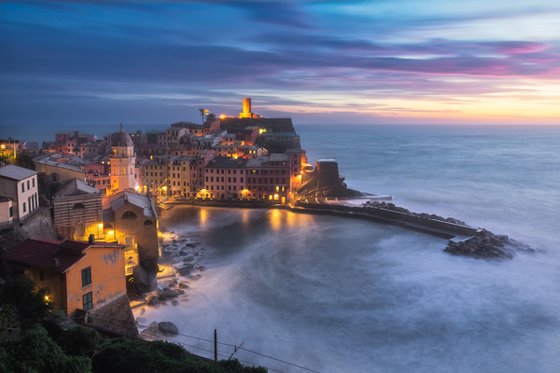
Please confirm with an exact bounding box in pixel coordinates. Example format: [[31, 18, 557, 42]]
[[0, 98, 353, 337]]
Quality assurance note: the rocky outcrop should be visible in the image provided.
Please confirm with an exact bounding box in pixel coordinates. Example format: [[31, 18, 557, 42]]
[[158, 321, 179, 335], [444, 229, 534, 259]]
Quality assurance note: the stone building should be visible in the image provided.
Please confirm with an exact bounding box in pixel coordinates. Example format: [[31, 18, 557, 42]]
[[53, 178, 103, 240], [103, 191, 158, 289]]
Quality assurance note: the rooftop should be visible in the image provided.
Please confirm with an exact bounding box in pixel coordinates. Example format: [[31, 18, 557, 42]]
[[55, 178, 100, 197], [206, 156, 248, 169], [1, 239, 89, 273], [0, 165, 37, 181], [106, 191, 158, 219]]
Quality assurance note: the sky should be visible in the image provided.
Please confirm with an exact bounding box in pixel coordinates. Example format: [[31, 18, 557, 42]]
[[1, 0, 560, 130]]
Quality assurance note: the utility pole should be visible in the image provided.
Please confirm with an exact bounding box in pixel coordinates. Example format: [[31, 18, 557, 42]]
[[214, 329, 218, 361]]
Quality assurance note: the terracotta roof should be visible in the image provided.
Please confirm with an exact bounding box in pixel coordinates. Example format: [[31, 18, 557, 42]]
[[1, 239, 89, 273]]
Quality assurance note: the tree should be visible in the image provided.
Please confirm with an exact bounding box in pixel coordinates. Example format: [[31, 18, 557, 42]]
[[0, 327, 91, 372], [0, 276, 51, 328]]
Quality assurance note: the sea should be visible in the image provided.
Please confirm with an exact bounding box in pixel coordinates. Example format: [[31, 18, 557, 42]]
[[7, 123, 560, 372]]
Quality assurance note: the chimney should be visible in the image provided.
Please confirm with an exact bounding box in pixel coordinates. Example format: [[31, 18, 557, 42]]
[[53, 258, 60, 267], [88, 234, 95, 244]]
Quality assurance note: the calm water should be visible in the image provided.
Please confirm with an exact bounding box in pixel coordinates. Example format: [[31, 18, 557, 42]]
[[140, 125, 560, 373]]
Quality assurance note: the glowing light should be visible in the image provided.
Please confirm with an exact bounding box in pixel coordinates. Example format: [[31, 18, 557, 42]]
[[219, 114, 227, 120], [0, 144, 5, 150], [259, 128, 267, 135], [270, 209, 281, 231]]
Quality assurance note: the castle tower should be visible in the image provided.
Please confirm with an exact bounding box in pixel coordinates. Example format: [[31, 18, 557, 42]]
[[109, 124, 136, 194], [239, 97, 254, 118]]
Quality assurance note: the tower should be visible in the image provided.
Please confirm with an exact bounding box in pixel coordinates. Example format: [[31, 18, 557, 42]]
[[239, 97, 254, 118], [109, 124, 136, 194]]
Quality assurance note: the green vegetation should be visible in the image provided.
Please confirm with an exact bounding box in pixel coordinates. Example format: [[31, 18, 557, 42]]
[[0, 276, 267, 373]]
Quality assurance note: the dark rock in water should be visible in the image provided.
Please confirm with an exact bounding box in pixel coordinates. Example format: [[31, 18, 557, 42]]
[[158, 288, 179, 300], [186, 243, 197, 248], [158, 321, 179, 335], [172, 300, 179, 306], [147, 295, 159, 306], [178, 265, 194, 276], [178, 282, 189, 289], [444, 229, 520, 259]]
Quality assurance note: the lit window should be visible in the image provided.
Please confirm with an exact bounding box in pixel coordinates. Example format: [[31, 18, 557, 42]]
[[83, 292, 93, 311], [81, 267, 92, 287]]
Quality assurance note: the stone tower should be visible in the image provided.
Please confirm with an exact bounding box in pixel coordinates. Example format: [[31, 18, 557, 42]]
[[109, 124, 136, 194]]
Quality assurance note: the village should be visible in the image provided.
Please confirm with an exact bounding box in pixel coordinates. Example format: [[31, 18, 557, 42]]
[[0, 98, 353, 338]]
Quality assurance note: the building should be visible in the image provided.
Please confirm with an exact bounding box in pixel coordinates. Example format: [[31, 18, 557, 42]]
[[203, 157, 248, 200], [0, 196, 14, 227], [53, 179, 103, 240], [103, 191, 158, 286], [1, 238, 126, 316], [245, 154, 291, 203], [34, 155, 86, 184], [0, 165, 39, 221], [109, 126, 136, 194]]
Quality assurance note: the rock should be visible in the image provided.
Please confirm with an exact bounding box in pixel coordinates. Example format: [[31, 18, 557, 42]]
[[195, 265, 206, 272], [186, 243, 197, 248], [158, 321, 179, 335], [178, 265, 194, 276], [444, 229, 516, 259], [178, 282, 189, 289], [188, 274, 202, 281], [171, 300, 179, 306], [158, 288, 179, 300], [147, 295, 159, 306]]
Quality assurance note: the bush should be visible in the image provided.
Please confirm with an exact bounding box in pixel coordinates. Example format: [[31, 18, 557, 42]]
[[0, 276, 51, 328], [56, 326, 103, 357], [0, 326, 91, 372], [92, 338, 267, 373]]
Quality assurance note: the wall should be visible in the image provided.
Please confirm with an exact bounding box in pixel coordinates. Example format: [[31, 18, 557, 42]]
[[0, 199, 13, 226], [112, 202, 158, 272], [34, 162, 85, 185], [53, 193, 103, 240], [64, 245, 126, 316]]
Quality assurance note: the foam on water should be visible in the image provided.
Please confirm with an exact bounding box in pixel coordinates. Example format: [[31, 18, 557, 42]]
[[138, 125, 560, 373]]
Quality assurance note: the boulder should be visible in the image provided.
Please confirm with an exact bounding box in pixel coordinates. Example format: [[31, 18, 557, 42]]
[[158, 288, 179, 300], [158, 321, 179, 335]]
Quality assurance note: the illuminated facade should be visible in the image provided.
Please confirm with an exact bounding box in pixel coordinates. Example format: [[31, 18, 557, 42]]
[[1, 239, 126, 316], [109, 125, 136, 194]]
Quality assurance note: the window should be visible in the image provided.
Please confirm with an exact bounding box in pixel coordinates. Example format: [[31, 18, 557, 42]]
[[27, 180, 30, 190], [72, 203, 85, 209], [32, 178, 35, 188], [81, 267, 92, 287], [21, 183, 24, 193], [121, 211, 137, 219], [83, 292, 93, 311], [23, 202, 26, 213], [9, 206, 13, 217]]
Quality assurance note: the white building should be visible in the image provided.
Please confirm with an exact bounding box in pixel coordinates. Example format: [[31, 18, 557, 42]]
[[0, 165, 39, 221]]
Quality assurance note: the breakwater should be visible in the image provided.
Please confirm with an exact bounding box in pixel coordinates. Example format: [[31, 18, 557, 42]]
[[282, 201, 526, 258], [287, 201, 480, 239]]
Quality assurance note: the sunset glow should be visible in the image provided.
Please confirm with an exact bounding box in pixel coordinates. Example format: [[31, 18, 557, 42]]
[[1, 0, 559, 126]]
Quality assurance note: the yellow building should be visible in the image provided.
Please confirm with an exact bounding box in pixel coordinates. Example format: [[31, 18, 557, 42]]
[[2, 238, 126, 316]]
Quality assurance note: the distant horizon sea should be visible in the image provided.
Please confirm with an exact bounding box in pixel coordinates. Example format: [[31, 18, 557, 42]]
[[129, 124, 560, 373]]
